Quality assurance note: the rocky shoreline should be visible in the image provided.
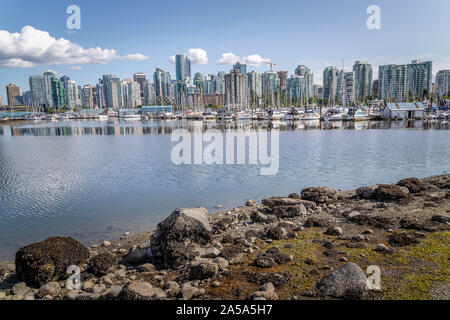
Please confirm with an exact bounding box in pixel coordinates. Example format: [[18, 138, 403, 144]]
[[1, 175, 449, 301]]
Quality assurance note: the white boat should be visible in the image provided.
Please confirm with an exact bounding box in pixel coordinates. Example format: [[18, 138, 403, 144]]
[[350, 109, 370, 121], [323, 108, 345, 121], [122, 114, 141, 120], [269, 111, 283, 121], [302, 112, 321, 120], [97, 114, 108, 121], [234, 111, 251, 121]]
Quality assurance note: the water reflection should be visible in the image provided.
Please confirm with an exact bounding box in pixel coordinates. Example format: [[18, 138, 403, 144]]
[[1, 119, 448, 137]]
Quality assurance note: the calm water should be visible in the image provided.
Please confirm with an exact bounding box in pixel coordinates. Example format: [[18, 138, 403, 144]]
[[0, 119, 449, 260]]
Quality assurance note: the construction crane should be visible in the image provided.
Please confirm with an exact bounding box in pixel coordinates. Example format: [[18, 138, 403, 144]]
[[265, 59, 276, 71]]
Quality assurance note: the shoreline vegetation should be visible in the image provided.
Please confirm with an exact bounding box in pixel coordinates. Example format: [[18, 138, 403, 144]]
[[0, 175, 449, 300]]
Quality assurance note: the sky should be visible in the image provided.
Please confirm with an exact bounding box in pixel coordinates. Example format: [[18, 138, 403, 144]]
[[1, 0, 449, 100]]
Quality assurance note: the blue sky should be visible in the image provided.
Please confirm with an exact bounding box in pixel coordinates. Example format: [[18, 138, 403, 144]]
[[1, 0, 449, 100]]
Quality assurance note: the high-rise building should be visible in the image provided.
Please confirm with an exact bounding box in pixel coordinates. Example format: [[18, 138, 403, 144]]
[[225, 69, 248, 107], [81, 85, 94, 108], [175, 55, 191, 81], [143, 80, 155, 105], [323, 66, 339, 104], [277, 71, 289, 92], [43, 70, 56, 108], [372, 80, 378, 99], [6, 84, 20, 106], [233, 62, 247, 74], [295, 65, 314, 99], [247, 71, 262, 99], [436, 70, 450, 98], [66, 80, 79, 109], [262, 70, 280, 97], [407, 60, 432, 99], [153, 68, 171, 104], [102, 75, 121, 107], [51, 78, 66, 109], [29, 75, 45, 108], [353, 61, 373, 100], [286, 75, 305, 103], [337, 71, 355, 106], [96, 83, 105, 107], [215, 71, 225, 94], [313, 84, 323, 100], [133, 72, 147, 100], [378, 64, 408, 102]]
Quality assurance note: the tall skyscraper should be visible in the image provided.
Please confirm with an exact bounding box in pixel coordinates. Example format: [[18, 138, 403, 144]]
[[6, 84, 20, 106], [233, 62, 247, 74], [175, 55, 191, 81], [277, 71, 289, 92], [286, 75, 305, 103], [295, 65, 314, 99], [225, 69, 248, 107], [51, 78, 66, 109], [247, 71, 262, 99], [43, 70, 56, 108], [153, 68, 171, 104], [407, 60, 432, 99], [323, 66, 339, 104], [353, 61, 373, 100], [66, 80, 79, 109], [436, 70, 450, 98], [337, 71, 355, 106], [29, 75, 45, 108], [262, 70, 280, 97]]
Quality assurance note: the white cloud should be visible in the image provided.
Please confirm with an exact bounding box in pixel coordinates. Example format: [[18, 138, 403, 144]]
[[69, 66, 82, 71], [124, 53, 149, 61], [217, 52, 241, 65], [169, 48, 209, 65], [186, 48, 208, 64], [217, 52, 272, 67], [0, 26, 149, 68]]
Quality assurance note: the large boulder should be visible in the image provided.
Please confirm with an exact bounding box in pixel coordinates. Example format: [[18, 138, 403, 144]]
[[301, 187, 337, 204], [374, 184, 410, 202], [150, 208, 212, 268], [314, 262, 369, 299], [355, 186, 377, 199], [15, 237, 89, 288], [272, 204, 307, 218], [396, 178, 426, 193], [187, 258, 219, 280]]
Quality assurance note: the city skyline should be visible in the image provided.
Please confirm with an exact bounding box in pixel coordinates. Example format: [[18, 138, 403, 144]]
[[1, 0, 450, 100]]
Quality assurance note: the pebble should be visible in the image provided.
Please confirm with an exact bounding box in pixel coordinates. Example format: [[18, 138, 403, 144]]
[[102, 241, 111, 247], [12, 282, 31, 296], [211, 281, 221, 288], [82, 280, 95, 291], [339, 257, 348, 262], [123, 232, 130, 236]]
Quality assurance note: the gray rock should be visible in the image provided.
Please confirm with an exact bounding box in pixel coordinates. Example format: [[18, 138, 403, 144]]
[[260, 282, 275, 292], [150, 207, 212, 268], [138, 263, 155, 272], [249, 290, 279, 300], [213, 257, 229, 271], [324, 226, 343, 236], [251, 211, 270, 223], [301, 187, 337, 204], [188, 259, 219, 280], [211, 281, 221, 287], [272, 205, 307, 218], [200, 247, 220, 259], [355, 186, 377, 199], [38, 282, 61, 297], [120, 281, 167, 300], [12, 282, 32, 296], [121, 246, 151, 265], [181, 286, 198, 299], [246, 200, 257, 207], [374, 243, 391, 253], [314, 262, 368, 299], [164, 281, 181, 297], [65, 290, 82, 300]]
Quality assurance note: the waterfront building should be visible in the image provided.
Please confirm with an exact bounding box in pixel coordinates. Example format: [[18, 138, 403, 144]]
[[323, 66, 339, 105], [29, 75, 45, 108], [96, 83, 106, 108], [436, 70, 450, 98], [66, 80, 79, 109], [286, 75, 305, 104], [225, 69, 248, 108], [153, 68, 171, 104], [262, 70, 279, 97], [215, 71, 226, 95], [51, 78, 66, 109], [43, 70, 56, 108], [277, 71, 289, 92], [378, 64, 408, 102], [295, 65, 314, 99], [313, 84, 323, 100], [133, 72, 147, 92], [143, 80, 155, 105], [407, 60, 432, 99], [233, 62, 247, 74], [175, 55, 191, 81], [383, 102, 425, 119], [353, 61, 373, 101], [81, 85, 94, 108], [247, 71, 262, 101], [337, 71, 355, 106], [372, 80, 378, 99]]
